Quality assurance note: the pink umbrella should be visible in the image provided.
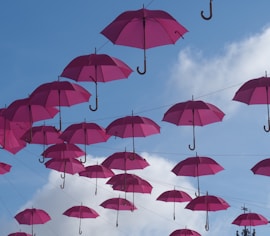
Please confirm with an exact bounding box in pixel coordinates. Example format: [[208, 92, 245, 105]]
[[8, 232, 32, 236], [101, 150, 150, 171], [59, 122, 111, 163], [63, 204, 99, 234], [21, 125, 63, 163], [106, 113, 160, 153], [14, 208, 51, 236], [100, 196, 137, 226], [185, 192, 230, 231], [156, 189, 192, 220], [172, 155, 224, 196], [0, 162, 12, 174], [29, 80, 91, 130], [79, 164, 114, 195], [232, 212, 269, 227], [232, 75, 270, 132], [101, 7, 188, 74], [45, 158, 85, 188], [162, 98, 225, 150], [251, 158, 270, 176], [169, 228, 201, 236], [60, 49, 133, 111]]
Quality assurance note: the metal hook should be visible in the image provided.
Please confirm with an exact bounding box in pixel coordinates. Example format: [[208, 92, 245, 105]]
[[201, 0, 213, 20]]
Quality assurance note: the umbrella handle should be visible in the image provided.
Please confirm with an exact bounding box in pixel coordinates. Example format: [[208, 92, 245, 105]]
[[264, 103, 270, 132], [60, 177, 65, 189], [201, 0, 213, 20], [205, 210, 210, 231], [137, 48, 147, 75], [79, 217, 83, 234], [188, 124, 196, 150], [39, 155, 45, 163], [89, 81, 98, 111]]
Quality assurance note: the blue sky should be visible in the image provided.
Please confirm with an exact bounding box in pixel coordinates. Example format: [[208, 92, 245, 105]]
[[1, 0, 270, 235]]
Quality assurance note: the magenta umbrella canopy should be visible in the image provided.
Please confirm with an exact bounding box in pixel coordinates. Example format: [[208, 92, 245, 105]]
[[162, 99, 225, 150], [169, 228, 201, 236], [60, 51, 133, 111], [63, 204, 99, 234], [232, 212, 269, 226], [106, 114, 160, 153], [101, 7, 188, 74], [101, 150, 150, 171], [251, 158, 270, 176], [14, 208, 51, 236], [172, 155, 224, 196], [157, 189, 192, 220], [8, 232, 32, 236], [100, 197, 137, 226], [0, 162, 12, 174]]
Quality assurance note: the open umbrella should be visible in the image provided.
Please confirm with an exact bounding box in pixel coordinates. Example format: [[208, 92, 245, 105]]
[[60, 49, 133, 111], [100, 196, 136, 227], [106, 113, 160, 153], [63, 204, 99, 234], [101, 150, 150, 171], [79, 164, 114, 195], [169, 228, 201, 236], [251, 158, 270, 176], [8, 232, 32, 236], [233, 75, 270, 132], [156, 189, 192, 220], [29, 80, 91, 130], [101, 6, 188, 74], [162, 98, 225, 150], [0, 162, 12, 174], [60, 122, 111, 163], [185, 192, 230, 231], [232, 212, 269, 227], [14, 207, 51, 236], [45, 158, 85, 189], [172, 155, 224, 196]]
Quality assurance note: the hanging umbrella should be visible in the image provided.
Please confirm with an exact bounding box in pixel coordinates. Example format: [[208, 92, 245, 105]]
[[0, 162, 12, 174], [101, 150, 150, 171], [79, 164, 114, 195], [45, 158, 85, 189], [63, 204, 99, 234], [251, 158, 270, 176], [169, 228, 201, 236], [29, 80, 91, 130], [101, 6, 188, 74], [21, 125, 63, 163], [0, 108, 30, 154], [8, 232, 32, 236], [185, 192, 230, 231], [162, 98, 225, 150], [156, 189, 192, 220], [59, 122, 111, 163], [100, 196, 137, 227], [14, 207, 51, 236], [106, 113, 160, 153], [60, 49, 133, 111], [172, 155, 224, 196], [232, 212, 269, 227]]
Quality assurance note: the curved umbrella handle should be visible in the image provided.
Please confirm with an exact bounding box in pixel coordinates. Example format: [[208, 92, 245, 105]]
[[89, 81, 98, 111], [136, 59, 146, 75], [264, 103, 270, 132], [205, 210, 210, 231], [201, 0, 213, 20], [60, 176, 65, 189], [188, 124, 196, 150], [80, 153, 87, 164], [79, 217, 83, 234], [39, 155, 45, 163]]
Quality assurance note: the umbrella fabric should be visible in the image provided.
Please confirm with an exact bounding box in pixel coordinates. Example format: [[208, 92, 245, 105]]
[[14, 208, 51, 236], [60, 51, 133, 111], [101, 7, 188, 74], [8, 232, 32, 236], [251, 158, 270, 176], [156, 189, 192, 220], [232, 212, 269, 226], [4, 97, 59, 123], [101, 151, 149, 171], [162, 99, 225, 150], [172, 155, 224, 196], [106, 114, 160, 153], [232, 76, 270, 132], [79, 164, 115, 194], [0, 162, 12, 174], [0, 108, 29, 154], [185, 193, 230, 231], [45, 158, 85, 188], [29, 80, 91, 130], [41, 143, 85, 160], [100, 197, 136, 226], [169, 228, 201, 236], [63, 204, 99, 234]]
